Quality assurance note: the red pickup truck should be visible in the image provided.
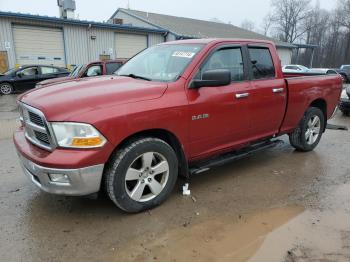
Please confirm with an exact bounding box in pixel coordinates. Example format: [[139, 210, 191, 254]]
[[14, 39, 342, 212], [35, 59, 126, 88]]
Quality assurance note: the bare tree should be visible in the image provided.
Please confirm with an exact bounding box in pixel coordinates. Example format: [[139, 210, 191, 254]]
[[261, 14, 273, 36], [269, 0, 312, 43]]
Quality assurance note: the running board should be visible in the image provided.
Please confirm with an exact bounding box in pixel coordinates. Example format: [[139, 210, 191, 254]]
[[189, 140, 283, 175]]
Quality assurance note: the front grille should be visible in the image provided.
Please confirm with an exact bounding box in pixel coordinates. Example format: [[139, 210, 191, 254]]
[[28, 111, 45, 127], [19, 103, 55, 151], [34, 130, 50, 145]]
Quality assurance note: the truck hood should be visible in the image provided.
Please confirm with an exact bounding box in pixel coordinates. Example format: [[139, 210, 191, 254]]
[[20, 75, 168, 121], [37, 76, 75, 87]]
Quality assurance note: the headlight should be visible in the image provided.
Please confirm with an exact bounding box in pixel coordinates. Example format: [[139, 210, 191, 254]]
[[341, 89, 348, 99], [50, 122, 107, 148]]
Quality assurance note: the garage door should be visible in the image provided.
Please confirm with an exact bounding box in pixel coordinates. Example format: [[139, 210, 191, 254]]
[[115, 33, 147, 59], [13, 25, 66, 67]]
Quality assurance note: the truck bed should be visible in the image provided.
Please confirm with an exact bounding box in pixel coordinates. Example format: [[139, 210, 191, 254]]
[[280, 74, 342, 134]]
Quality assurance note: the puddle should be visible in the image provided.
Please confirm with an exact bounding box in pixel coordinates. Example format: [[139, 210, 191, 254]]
[[113, 206, 303, 262]]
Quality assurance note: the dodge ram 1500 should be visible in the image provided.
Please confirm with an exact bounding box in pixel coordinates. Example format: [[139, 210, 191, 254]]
[[14, 39, 342, 212]]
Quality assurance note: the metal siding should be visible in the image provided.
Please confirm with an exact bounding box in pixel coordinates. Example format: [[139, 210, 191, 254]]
[[63, 25, 89, 66], [114, 11, 159, 29], [0, 18, 16, 68], [88, 28, 115, 61], [0, 16, 165, 68], [148, 33, 165, 46]]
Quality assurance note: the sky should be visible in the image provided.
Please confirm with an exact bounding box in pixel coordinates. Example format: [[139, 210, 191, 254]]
[[0, 0, 337, 28]]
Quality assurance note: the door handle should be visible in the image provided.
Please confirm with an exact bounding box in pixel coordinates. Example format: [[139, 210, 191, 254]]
[[272, 88, 284, 93], [235, 93, 249, 99]]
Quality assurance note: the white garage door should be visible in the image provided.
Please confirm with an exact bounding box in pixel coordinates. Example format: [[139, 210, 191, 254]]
[[115, 33, 147, 59], [13, 25, 66, 67]]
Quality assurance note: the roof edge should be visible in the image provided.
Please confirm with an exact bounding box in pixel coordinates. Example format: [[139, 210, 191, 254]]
[[0, 11, 167, 34]]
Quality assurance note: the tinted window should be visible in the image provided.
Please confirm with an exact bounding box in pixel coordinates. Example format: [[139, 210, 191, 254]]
[[85, 65, 102, 77], [41, 67, 59, 75], [20, 67, 38, 76], [200, 48, 244, 82], [285, 66, 298, 70], [249, 47, 275, 79], [106, 62, 122, 74]]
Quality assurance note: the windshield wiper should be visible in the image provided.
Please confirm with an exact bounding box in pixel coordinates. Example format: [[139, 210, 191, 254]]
[[119, 74, 152, 81]]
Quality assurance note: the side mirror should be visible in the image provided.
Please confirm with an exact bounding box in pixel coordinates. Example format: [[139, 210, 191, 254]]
[[190, 69, 231, 88], [16, 71, 22, 78]]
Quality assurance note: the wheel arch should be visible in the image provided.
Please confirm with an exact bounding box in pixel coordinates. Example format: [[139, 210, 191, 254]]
[[107, 128, 189, 178], [309, 98, 327, 132]]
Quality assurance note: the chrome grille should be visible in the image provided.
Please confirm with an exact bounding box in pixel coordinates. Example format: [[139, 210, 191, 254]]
[[19, 103, 55, 151]]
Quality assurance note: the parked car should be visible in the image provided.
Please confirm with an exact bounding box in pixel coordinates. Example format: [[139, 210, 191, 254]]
[[308, 68, 339, 75], [335, 65, 350, 83], [282, 64, 309, 73], [340, 86, 350, 115], [14, 39, 342, 213], [35, 59, 127, 88], [0, 65, 69, 95]]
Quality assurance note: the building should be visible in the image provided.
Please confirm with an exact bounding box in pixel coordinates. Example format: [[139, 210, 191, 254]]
[[0, 11, 166, 72], [0, 7, 295, 73], [110, 8, 295, 66]]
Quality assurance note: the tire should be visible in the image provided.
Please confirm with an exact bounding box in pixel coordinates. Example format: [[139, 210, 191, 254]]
[[0, 83, 13, 95], [105, 137, 178, 213], [341, 109, 350, 116], [289, 107, 325, 152], [341, 74, 349, 83]]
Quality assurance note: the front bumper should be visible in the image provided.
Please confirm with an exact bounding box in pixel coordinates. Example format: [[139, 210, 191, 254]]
[[17, 152, 104, 196]]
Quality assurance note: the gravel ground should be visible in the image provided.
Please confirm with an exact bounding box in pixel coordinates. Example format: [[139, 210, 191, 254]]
[[0, 90, 350, 261]]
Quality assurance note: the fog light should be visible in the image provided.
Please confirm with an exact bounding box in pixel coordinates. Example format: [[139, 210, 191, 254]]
[[49, 173, 70, 184]]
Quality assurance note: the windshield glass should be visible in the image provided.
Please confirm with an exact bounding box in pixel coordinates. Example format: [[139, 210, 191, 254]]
[[3, 68, 17, 75], [69, 65, 85, 77], [117, 44, 204, 82]]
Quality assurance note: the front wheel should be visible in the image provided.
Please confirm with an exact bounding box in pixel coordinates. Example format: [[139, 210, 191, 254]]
[[105, 138, 178, 213], [289, 107, 325, 152], [0, 83, 13, 95]]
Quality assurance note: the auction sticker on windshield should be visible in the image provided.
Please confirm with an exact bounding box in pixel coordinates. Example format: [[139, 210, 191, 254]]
[[172, 51, 196, 58]]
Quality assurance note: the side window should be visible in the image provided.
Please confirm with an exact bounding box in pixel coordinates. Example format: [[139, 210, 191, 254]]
[[41, 67, 58, 75], [85, 65, 102, 77], [248, 47, 275, 79], [106, 62, 122, 75], [19, 67, 38, 76], [199, 48, 244, 82]]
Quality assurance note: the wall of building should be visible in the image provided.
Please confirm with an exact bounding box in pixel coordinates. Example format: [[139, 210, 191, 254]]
[[0, 16, 165, 69], [277, 47, 293, 66]]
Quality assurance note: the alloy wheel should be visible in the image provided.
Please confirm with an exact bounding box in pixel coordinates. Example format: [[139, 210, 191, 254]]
[[305, 115, 321, 145], [125, 152, 169, 202]]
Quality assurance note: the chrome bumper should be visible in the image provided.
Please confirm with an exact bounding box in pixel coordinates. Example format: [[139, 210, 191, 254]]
[[17, 152, 104, 196]]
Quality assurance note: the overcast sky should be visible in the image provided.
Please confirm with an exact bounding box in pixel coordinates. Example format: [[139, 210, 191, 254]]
[[0, 0, 337, 27]]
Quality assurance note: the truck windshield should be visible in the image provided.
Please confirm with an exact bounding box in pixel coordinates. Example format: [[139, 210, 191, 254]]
[[117, 44, 204, 82]]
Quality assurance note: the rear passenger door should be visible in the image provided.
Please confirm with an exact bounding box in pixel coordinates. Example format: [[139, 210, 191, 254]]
[[247, 46, 287, 139]]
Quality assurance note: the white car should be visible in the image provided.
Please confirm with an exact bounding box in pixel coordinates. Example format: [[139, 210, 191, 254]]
[[308, 68, 338, 75], [282, 65, 310, 73]]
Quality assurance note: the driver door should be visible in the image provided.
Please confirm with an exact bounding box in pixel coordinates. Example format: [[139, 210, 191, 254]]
[[187, 46, 252, 158]]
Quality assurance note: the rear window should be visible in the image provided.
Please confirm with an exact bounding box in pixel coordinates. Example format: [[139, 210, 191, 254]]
[[106, 62, 123, 74], [41, 67, 59, 75], [248, 47, 275, 79]]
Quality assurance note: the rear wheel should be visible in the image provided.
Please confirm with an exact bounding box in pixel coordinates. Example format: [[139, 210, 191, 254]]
[[0, 83, 13, 95], [289, 107, 325, 152], [105, 138, 178, 213]]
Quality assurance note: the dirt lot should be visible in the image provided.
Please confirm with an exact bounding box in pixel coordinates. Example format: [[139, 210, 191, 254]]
[[1, 92, 350, 261]]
